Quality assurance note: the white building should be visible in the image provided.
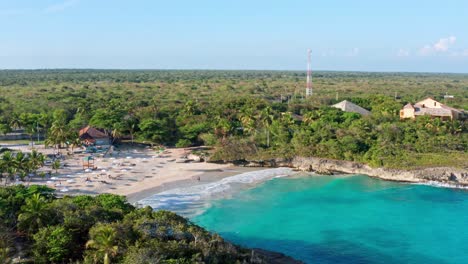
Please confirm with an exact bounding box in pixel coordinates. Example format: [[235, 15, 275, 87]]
[[331, 100, 371, 116]]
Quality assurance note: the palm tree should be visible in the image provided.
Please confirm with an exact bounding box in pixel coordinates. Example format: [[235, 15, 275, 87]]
[[238, 111, 256, 136], [214, 118, 233, 143], [302, 110, 323, 125], [111, 126, 123, 145], [28, 150, 45, 180], [52, 160, 61, 175], [17, 193, 48, 234], [258, 106, 274, 147], [0, 122, 12, 136], [24, 123, 37, 149], [48, 122, 71, 149], [9, 113, 22, 130], [70, 137, 82, 154], [86, 225, 119, 264], [302, 112, 315, 125], [38, 113, 52, 139], [14, 152, 31, 181], [0, 152, 17, 185], [5, 167, 16, 186], [446, 120, 463, 135]]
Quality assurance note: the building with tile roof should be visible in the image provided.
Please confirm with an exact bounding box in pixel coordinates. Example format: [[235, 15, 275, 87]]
[[331, 100, 371, 116], [400, 98, 464, 120], [79, 126, 110, 146]]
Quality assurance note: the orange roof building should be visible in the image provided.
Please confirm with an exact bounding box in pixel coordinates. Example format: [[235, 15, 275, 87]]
[[79, 126, 110, 145]]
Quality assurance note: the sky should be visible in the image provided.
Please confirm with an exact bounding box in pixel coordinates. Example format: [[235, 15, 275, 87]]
[[0, 0, 468, 72]]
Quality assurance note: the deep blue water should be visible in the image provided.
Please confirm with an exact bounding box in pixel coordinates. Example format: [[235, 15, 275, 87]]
[[192, 175, 468, 264]]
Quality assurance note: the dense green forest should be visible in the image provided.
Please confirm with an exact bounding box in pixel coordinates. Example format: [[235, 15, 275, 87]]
[[0, 185, 280, 263], [0, 70, 467, 168]]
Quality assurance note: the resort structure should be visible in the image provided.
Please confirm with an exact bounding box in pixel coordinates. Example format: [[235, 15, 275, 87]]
[[331, 100, 371, 116], [400, 97, 464, 120], [79, 126, 111, 146]]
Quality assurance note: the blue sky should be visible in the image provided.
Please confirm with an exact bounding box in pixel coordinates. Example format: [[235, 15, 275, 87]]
[[1, 0, 467, 72]]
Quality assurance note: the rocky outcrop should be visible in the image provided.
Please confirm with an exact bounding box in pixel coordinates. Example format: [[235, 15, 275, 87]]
[[242, 158, 291, 168], [292, 157, 468, 186], [187, 153, 204, 162], [254, 248, 304, 264], [211, 156, 468, 187]]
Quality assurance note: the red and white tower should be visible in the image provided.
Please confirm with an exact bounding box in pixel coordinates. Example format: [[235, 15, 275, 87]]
[[306, 49, 313, 97]]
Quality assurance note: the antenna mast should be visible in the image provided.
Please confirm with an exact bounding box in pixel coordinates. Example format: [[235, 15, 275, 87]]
[[306, 49, 312, 97]]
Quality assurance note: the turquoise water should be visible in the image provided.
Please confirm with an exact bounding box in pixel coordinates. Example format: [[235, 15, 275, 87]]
[[192, 175, 468, 264]]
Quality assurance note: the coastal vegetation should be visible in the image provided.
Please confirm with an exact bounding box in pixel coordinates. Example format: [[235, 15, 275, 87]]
[[0, 150, 46, 185], [0, 70, 466, 169], [0, 70, 466, 263], [0, 185, 274, 263]]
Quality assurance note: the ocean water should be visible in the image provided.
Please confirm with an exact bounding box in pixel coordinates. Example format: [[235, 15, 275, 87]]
[[190, 175, 468, 264], [138, 168, 296, 216]]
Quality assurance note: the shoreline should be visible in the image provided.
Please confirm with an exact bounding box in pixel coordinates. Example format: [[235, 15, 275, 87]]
[[126, 166, 262, 204], [291, 156, 468, 187], [216, 156, 468, 188], [16, 146, 236, 198], [5, 143, 467, 199]]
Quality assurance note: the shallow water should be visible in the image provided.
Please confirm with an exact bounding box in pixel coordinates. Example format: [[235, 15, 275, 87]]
[[192, 175, 468, 264], [138, 167, 296, 216]]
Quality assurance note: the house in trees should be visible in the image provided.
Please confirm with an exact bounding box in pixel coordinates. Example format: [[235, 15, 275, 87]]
[[331, 100, 371, 116], [79, 126, 110, 146], [400, 98, 463, 120]]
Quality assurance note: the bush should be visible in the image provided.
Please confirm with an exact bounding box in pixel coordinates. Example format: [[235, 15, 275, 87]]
[[33, 226, 73, 263], [175, 139, 192, 148], [199, 133, 218, 146]]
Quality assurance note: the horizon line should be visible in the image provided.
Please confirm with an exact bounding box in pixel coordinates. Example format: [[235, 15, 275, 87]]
[[0, 68, 468, 75]]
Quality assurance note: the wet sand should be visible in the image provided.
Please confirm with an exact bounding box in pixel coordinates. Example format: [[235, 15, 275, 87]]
[[126, 166, 261, 203]]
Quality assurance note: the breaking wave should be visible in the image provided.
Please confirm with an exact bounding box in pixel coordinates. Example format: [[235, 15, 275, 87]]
[[413, 181, 468, 189], [138, 167, 296, 216]]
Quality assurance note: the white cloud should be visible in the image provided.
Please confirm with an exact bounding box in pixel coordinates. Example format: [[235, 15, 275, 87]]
[[434, 36, 456, 51], [345, 48, 359, 57], [397, 48, 410, 57], [463, 50, 468, 57], [419, 36, 456, 56], [419, 45, 432, 56], [44, 0, 79, 13]]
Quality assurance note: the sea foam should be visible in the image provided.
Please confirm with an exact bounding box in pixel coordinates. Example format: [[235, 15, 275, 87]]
[[413, 181, 468, 189], [138, 167, 295, 216]]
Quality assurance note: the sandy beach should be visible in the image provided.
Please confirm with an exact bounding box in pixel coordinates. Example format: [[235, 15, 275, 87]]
[[5, 144, 247, 201]]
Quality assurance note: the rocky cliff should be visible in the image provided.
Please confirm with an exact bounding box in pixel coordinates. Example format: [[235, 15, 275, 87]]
[[228, 156, 468, 187], [291, 157, 468, 187]]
